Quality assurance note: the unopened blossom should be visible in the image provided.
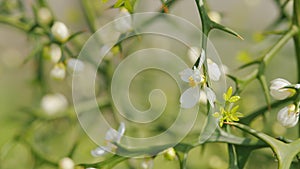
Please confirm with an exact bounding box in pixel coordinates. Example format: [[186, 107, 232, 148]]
[[67, 58, 84, 72], [59, 157, 74, 169], [207, 59, 221, 81], [270, 78, 295, 100], [50, 63, 66, 80], [51, 21, 70, 43], [208, 11, 221, 23], [41, 93, 68, 115], [37, 7, 52, 25], [43, 44, 62, 63], [163, 147, 176, 161], [91, 122, 125, 157], [114, 8, 132, 33], [277, 104, 299, 128]]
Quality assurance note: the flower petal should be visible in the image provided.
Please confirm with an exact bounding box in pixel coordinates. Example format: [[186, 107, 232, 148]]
[[116, 122, 126, 143], [180, 87, 200, 108], [91, 147, 106, 157], [207, 59, 221, 81], [277, 105, 299, 128], [270, 78, 292, 100], [204, 87, 216, 108], [179, 68, 193, 82]]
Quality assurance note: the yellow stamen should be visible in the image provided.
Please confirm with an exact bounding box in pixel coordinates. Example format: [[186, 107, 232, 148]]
[[189, 77, 196, 87]]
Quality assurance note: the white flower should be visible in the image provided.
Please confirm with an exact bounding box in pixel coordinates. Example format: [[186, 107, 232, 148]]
[[207, 59, 221, 81], [270, 78, 295, 100], [41, 93, 68, 115], [91, 122, 125, 157], [50, 63, 66, 80], [37, 7, 52, 25], [67, 58, 84, 72], [208, 11, 221, 23], [277, 104, 299, 128], [49, 44, 62, 63], [114, 8, 132, 33], [179, 67, 217, 108], [51, 21, 70, 43], [187, 47, 221, 81], [59, 157, 74, 169]]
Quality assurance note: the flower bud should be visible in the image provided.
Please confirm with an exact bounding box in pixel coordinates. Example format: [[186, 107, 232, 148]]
[[67, 58, 84, 72], [51, 22, 70, 43], [114, 8, 132, 33], [163, 147, 176, 161], [41, 93, 68, 115], [277, 104, 299, 128], [270, 78, 295, 100], [208, 11, 221, 23], [50, 63, 66, 80], [37, 7, 52, 25], [59, 157, 74, 169], [43, 44, 62, 63]]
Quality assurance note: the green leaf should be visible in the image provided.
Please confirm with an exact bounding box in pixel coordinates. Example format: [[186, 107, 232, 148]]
[[229, 96, 240, 103], [124, 0, 133, 12], [231, 105, 239, 114], [114, 0, 124, 8]]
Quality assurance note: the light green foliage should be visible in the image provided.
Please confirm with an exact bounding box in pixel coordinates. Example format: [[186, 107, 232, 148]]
[[214, 87, 243, 127]]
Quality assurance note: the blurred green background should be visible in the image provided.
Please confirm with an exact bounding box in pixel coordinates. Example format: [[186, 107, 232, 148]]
[[0, 0, 298, 168]]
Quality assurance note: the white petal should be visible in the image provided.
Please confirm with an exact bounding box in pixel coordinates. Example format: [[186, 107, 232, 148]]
[[204, 87, 216, 108], [180, 87, 200, 109], [91, 147, 106, 157], [105, 128, 117, 141], [198, 49, 206, 68], [270, 78, 292, 100], [207, 59, 221, 81], [179, 68, 193, 82], [277, 105, 299, 128], [116, 122, 126, 143], [199, 90, 207, 104]]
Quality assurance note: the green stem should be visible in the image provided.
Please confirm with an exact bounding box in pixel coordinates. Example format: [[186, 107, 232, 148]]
[[80, 0, 97, 33], [0, 15, 30, 31], [292, 0, 300, 140]]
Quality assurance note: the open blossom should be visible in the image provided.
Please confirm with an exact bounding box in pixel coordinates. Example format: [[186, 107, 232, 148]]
[[179, 66, 217, 108], [270, 78, 295, 100], [277, 104, 299, 128], [91, 122, 125, 157], [114, 8, 132, 33]]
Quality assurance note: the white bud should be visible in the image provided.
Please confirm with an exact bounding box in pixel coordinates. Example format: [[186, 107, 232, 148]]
[[59, 157, 74, 169], [37, 7, 52, 25], [114, 8, 132, 33], [50, 63, 66, 80], [41, 93, 68, 115], [277, 104, 299, 128], [51, 22, 70, 43], [270, 78, 294, 100], [67, 58, 84, 72], [49, 44, 62, 63], [208, 11, 221, 23]]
